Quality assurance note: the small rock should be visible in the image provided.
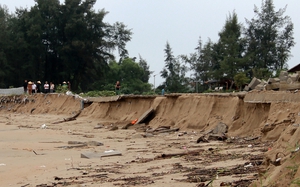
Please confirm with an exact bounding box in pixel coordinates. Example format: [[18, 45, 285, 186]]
[[132, 134, 144, 139], [94, 124, 104, 129], [109, 126, 118, 131], [41, 124, 47, 129]]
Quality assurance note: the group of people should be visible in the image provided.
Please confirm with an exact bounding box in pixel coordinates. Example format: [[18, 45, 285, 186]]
[[24, 79, 117, 95], [23, 80, 71, 95]]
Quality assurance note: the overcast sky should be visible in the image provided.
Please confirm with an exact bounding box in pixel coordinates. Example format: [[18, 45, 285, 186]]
[[1, 0, 299, 86]]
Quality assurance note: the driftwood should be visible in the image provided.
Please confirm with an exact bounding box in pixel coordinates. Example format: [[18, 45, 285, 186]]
[[56, 140, 103, 149], [56, 144, 87, 149], [197, 136, 209, 143], [146, 126, 179, 135], [152, 128, 179, 135], [52, 110, 81, 124], [197, 133, 227, 143], [68, 140, 103, 146], [156, 149, 204, 159], [244, 136, 260, 141], [30, 108, 36, 114], [32, 150, 45, 155]]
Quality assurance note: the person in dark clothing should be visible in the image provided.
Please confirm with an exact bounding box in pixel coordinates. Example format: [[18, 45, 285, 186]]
[[115, 81, 121, 95], [23, 80, 28, 94], [67, 81, 71, 91], [36, 81, 42, 93]]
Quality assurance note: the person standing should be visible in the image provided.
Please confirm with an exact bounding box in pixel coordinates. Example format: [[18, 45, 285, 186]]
[[115, 81, 121, 95], [50, 82, 55, 93], [62, 81, 68, 89], [67, 81, 71, 91], [36, 81, 42, 93], [27, 81, 33, 95], [44, 81, 50, 93], [23, 80, 28, 94], [32, 82, 37, 94]]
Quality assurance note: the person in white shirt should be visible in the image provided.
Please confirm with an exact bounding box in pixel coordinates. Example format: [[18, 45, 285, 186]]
[[32, 82, 37, 94], [44, 81, 50, 93]]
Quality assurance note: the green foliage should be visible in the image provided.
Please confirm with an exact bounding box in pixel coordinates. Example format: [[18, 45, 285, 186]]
[[161, 42, 190, 93], [234, 73, 250, 90], [138, 55, 152, 83], [252, 68, 273, 80], [0, 0, 132, 91], [244, 0, 295, 78], [0, 0, 295, 94], [218, 12, 246, 81], [104, 58, 153, 94], [55, 85, 69, 93], [80, 90, 116, 97], [185, 0, 294, 88], [291, 178, 300, 185], [142, 91, 156, 95]]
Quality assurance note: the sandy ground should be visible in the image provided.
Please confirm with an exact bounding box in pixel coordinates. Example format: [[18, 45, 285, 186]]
[[0, 112, 267, 187], [2, 92, 300, 186]]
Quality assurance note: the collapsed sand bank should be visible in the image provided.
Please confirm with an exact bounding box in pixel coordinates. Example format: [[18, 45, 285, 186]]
[[0, 92, 300, 186]]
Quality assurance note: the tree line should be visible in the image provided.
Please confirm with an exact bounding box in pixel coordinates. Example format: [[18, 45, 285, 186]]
[[160, 0, 295, 93], [0, 0, 152, 94], [0, 0, 295, 94]]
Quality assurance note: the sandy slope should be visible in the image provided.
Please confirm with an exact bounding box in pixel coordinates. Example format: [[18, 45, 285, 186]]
[[0, 92, 300, 186]]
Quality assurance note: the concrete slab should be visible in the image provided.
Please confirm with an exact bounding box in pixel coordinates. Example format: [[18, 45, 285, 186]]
[[289, 73, 299, 82], [244, 91, 300, 103], [280, 83, 300, 91], [265, 83, 280, 90], [249, 77, 261, 90], [255, 84, 265, 91], [267, 78, 278, 84], [136, 108, 154, 124], [81, 150, 122, 159]]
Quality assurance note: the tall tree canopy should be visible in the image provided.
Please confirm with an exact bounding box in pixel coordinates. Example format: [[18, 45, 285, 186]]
[[0, 0, 133, 92], [184, 0, 295, 92], [218, 12, 246, 81], [244, 0, 294, 79], [160, 42, 189, 93], [0, 5, 12, 87], [0, 0, 295, 94]]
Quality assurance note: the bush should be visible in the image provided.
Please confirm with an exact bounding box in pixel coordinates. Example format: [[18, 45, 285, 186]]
[[80, 90, 116, 97], [55, 85, 69, 93], [142, 91, 156, 95], [133, 91, 140, 95]]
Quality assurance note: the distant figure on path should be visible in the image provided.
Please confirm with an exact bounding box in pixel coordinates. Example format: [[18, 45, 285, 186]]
[[115, 81, 121, 95], [23, 80, 28, 94]]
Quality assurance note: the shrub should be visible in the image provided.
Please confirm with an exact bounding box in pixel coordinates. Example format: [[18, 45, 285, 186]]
[[80, 90, 116, 97]]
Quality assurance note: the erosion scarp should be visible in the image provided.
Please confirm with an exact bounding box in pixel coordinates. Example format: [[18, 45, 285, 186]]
[[0, 91, 300, 186]]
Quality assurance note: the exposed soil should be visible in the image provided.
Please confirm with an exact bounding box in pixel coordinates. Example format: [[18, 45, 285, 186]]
[[0, 92, 300, 186]]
